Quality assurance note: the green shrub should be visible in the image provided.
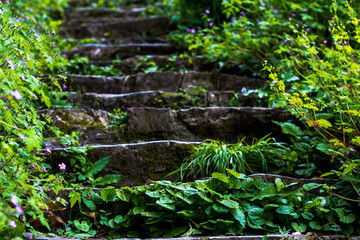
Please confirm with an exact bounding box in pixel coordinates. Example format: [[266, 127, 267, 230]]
[[266, 1, 360, 199], [0, 1, 67, 237]]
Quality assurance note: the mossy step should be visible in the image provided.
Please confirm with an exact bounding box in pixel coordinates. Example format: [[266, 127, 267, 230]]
[[125, 107, 290, 143], [64, 43, 176, 61], [60, 16, 169, 40], [66, 90, 260, 111], [42, 109, 121, 147], [44, 140, 200, 187], [68, 72, 266, 94]]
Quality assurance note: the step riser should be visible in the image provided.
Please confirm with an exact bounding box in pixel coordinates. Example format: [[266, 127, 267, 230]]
[[127, 107, 291, 142], [60, 16, 169, 40], [67, 91, 260, 112], [46, 141, 199, 186], [69, 72, 266, 94]]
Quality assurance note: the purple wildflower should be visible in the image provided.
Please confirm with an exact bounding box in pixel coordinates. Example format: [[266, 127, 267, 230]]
[[11, 90, 22, 100], [323, 40, 328, 44], [205, 9, 210, 14], [58, 163, 66, 171], [11, 194, 24, 215], [288, 18, 292, 21], [101, 37, 106, 42], [42, 166, 46, 172], [46, 147, 51, 153], [190, 29, 196, 34], [210, 93, 215, 98], [25, 15, 29, 20], [261, 3, 265, 6], [62, 84, 67, 89], [55, 115, 62, 122], [9, 220, 16, 228], [7, 58, 15, 70], [274, 9, 279, 14], [240, 11, 245, 15], [209, 22, 214, 27], [21, 74, 25, 80], [20, 135, 25, 141], [292, 13, 296, 17]]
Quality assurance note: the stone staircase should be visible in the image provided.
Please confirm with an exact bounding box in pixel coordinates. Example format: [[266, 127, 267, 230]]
[[44, 1, 292, 188]]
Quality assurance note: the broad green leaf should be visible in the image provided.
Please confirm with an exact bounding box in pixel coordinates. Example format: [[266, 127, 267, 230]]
[[302, 212, 315, 220], [218, 199, 239, 209], [74, 220, 91, 232], [275, 178, 284, 192], [212, 172, 229, 183], [231, 208, 246, 228], [309, 221, 322, 230], [291, 222, 306, 232], [93, 174, 126, 186], [82, 192, 96, 211], [248, 207, 267, 225], [101, 186, 116, 202], [116, 189, 131, 202], [276, 206, 293, 215], [87, 156, 110, 176]]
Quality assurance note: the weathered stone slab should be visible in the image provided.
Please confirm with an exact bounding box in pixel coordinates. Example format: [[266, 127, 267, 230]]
[[68, 72, 266, 93], [67, 91, 259, 111], [60, 16, 169, 40], [42, 109, 121, 146], [65, 43, 175, 61], [84, 55, 211, 74], [127, 107, 291, 142], [45, 141, 199, 186]]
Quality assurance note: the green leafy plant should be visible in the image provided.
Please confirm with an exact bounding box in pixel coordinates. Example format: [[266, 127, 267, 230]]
[[62, 171, 359, 237], [266, 1, 360, 200], [180, 136, 298, 179]]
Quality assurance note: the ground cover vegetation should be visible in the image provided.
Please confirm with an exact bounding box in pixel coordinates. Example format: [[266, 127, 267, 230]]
[[2, 0, 360, 238]]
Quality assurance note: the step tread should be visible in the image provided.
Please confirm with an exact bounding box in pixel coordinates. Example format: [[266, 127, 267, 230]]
[[65, 43, 176, 60], [68, 71, 266, 93]]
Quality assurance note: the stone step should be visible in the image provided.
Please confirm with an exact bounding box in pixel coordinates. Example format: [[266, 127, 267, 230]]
[[85, 55, 214, 75], [44, 140, 199, 186], [68, 72, 266, 94], [42, 109, 121, 147], [44, 106, 288, 146], [66, 90, 260, 111], [60, 16, 169, 40], [64, 7, 145, 21], [126, 107, 291, 142], [65, 43, 176, 61]]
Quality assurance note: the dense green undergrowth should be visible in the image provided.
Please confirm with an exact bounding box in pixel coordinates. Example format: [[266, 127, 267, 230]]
[[63, 172, 359, 238]]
